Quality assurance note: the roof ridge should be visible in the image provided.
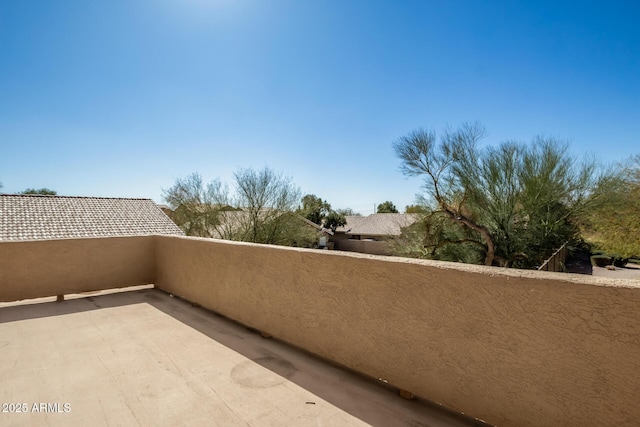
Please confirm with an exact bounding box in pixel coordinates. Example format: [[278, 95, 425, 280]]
[[1, 194, 154, 201]]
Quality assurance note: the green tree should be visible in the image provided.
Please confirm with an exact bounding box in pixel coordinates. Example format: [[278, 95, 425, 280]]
[[376, 201, 398, 213], [297, 194, 331, 225], [582, 154, 640, 258], [393, 123, 610, 268], [405, 204, 426, 213], [324, 210, 347, 232], [22, 188, 57, 195]]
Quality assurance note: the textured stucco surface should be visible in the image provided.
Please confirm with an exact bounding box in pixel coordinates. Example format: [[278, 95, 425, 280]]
[[4, 235, 640, 425], [154, 235, 640, 427], [0, 236, 154, 302]]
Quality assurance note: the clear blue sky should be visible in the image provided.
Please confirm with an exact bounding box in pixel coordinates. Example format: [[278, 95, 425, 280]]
[[1, 1, 638, 214]]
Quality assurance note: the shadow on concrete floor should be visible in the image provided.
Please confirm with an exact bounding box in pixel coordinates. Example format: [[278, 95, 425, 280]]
[[1, 287, 487, 427], [147, 288, 488, 427]]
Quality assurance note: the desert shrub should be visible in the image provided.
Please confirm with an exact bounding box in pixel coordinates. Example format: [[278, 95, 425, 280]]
[[612, 256, 629, 267], [590, 253, 629, 267]]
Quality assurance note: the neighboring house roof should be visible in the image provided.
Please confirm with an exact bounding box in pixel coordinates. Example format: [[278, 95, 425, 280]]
[[207, 210, 333, 239], [0, 194, 184, 241], [335, 213, 419, 237], [335, 215, 367, 233], [297, 215, 334, 236]]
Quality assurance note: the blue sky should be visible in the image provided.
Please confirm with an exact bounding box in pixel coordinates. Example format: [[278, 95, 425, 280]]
[[1, 0, 638, 214]]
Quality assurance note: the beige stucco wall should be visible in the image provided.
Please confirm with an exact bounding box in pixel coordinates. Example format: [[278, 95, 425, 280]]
[[0, 236, 154, 302], [154, 235, 640, 427], [333, 238, 389, 255], [4, 234, 640, 425]]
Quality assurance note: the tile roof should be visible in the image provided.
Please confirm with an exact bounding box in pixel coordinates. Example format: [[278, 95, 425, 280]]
[[335, 213, 419, 237], [0, 195, 184, 241]]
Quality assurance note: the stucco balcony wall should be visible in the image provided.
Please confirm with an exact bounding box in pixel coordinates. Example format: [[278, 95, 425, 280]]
[[2, 235, 640, 426], [0, 236, 154, 302], [153, 235, 640, 427]]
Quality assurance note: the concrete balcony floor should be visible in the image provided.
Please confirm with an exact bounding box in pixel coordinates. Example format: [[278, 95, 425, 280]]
[[0, 287, 483, 426]]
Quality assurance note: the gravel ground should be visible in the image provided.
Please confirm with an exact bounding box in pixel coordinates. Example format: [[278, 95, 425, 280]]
[[565, 252, 640, 281], [591, 262, 640, 280]]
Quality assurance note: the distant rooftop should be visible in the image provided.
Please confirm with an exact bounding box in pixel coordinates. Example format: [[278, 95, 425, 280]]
[[336, 213, 419, 237], [0, 194, 184, 241]]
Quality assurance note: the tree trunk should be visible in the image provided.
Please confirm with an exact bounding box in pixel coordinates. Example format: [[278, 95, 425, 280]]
[[440, 203, 495, 266]]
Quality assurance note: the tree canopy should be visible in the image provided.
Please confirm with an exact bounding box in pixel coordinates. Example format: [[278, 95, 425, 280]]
[[297, 194, 331, 225], [163, 168, 317, 247], [336, 208, 361, 216], [393, 123, 611, 268], [405, 204, 426, 213], [581, 154, 640, 258], [232, 167, 303, 244], [21, 188, 57, 195], [376, 201, 398, 213], [324, 210, 347, 232], [162, 173, 222, 238], [296, 193, 348, 232]]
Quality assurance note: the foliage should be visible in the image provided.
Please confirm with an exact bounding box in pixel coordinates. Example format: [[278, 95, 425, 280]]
[[376, 200, 398, 213], [297, 194, 331, 225], [296, 194, 349, 232], [22, 188, 57, 195], [336, 208, 361, 216], [163, 168, 317, 247], [581, 154, 640, 258], [231, 167, 302, 244], [389, 211, 484, 263], [324, 210, 347, 232], [162, 173, 224, 238], [405, 204, 427, 213], [393, 123, 611, 268]]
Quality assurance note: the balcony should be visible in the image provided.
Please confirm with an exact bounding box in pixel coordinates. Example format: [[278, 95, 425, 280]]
[[2, 235, 640, 426]]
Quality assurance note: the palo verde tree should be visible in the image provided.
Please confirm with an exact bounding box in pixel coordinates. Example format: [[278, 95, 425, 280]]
[[405, 204, 427, 213], [393, 122, 610, 268], [582, 154, 640, 258]]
